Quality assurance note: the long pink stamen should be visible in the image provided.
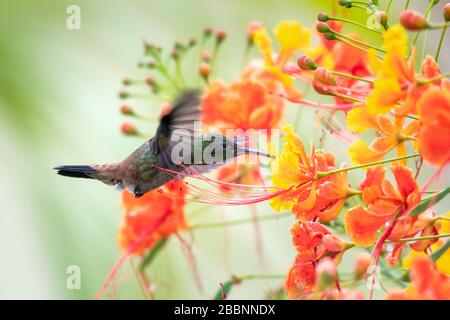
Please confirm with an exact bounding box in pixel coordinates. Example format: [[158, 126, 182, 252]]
[[95, 210, 172, 300], [272, 91, 361, 111]]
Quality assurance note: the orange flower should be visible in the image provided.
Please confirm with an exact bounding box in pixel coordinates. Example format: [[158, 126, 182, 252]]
[[118, 180, 188, 255], [385, 255, 450, 300], [347, 109, 418, 165], [293, 150, 353, 222], [416, 86, 450, 166], [201, 66, 285, 132], [286, 222, 346, 299], [271, 125, 351, 222], [344, 164, 421, 246]]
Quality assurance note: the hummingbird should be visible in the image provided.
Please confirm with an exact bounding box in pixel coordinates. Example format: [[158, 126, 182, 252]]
[[55, 89, 273, 198]]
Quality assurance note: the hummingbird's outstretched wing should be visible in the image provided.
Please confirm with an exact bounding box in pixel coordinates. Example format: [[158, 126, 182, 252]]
[[152, 89, 201, 169]]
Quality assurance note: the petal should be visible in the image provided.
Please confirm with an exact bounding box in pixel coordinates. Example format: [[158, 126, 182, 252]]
[[344, 205, 389, 246], [348, 139, 384, 165]]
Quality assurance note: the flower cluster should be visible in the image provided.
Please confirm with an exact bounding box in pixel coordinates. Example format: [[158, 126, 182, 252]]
[[98, 0, 450, 300]]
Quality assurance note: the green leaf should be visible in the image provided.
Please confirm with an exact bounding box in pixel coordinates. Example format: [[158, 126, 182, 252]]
[[139, 238, 168, 271], [409, 187, 450, 217], [213, 280, 234, 300], [431, 240, 450, 262]]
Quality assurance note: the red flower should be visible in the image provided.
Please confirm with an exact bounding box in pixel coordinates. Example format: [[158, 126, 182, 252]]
[[118, 180, 188, 255]]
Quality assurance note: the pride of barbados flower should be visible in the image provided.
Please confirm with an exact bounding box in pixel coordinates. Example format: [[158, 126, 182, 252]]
[[82, 0, 450, 300]]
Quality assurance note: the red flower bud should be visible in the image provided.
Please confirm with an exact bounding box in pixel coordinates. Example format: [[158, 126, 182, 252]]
[[121, 122, 137, 135], [444, 3, 450, 22], [199, 62, 211, 79], [120, 104, 134, 115], [297, 55, 317, 70], [216, 29, 227, 43], [316, 22, 331, 33], [203, 26, 213, 37], [247, 21, 262, 39], [400, 10, 429, 31], [145, 76, 156, 87], [201, 50, 211, 62], [313, 67, 338, 95], [119, 90, 129, 99], [317, 12, 330, 22], [376, 11, 389, 28]]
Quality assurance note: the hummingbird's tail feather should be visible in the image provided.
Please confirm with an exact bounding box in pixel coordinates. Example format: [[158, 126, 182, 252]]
[[54, 165, 99, 179]]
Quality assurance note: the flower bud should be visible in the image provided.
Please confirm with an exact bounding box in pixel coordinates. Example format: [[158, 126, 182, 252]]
[[376, 11, 389, 29], [120, 104, 134, 115], [201, 50, 211, 62], [203, 26, 213, 37], [400, 10, 429, 30], [119, 90, 129, 99], [247, 21, 262, 40], [354, 252, 371, 278], [199, 62, 211, 79], [145, 76, 156, 87], [188, 38, 197, 47], [313, 67, 338, 95], [315, 258, 338, 291], [171, 49, 179, 59], [316, 22, 331, 33], [317, 12, 330, 22], [339, 0, 352, 8], [297, 55, 317, 70], [323, 32, 336, 40], [159, 102, 172, 118], [122, 78, 131, 86], [216, 29, 227, 43], [121, 122, 137, 135], [444, 3, 450, 22]]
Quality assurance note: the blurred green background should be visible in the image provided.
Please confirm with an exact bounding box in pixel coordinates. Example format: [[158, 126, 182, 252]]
[[0, 0, 448, 299]]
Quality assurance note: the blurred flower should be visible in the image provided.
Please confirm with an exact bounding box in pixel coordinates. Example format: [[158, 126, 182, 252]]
[[118, 180, 188, 255], [201, 64, 285, 132], [385, 256, 450, 300], [286, 222, 346, 299], [354, 252, 372, 278], [416, 86, 450, 166]]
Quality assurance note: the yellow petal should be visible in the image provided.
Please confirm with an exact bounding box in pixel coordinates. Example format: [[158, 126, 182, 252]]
[[348, 139, 384, 165], [273, 20, 311, 52]]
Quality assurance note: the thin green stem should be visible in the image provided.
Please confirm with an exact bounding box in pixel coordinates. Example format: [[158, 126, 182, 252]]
[[436, 216, 450, 222], [238, 274, 285, 281], [404, 0, 410, 10], [333, 31, 386, 52], [435, 25, 448, 61], [331, 70, 374, 83], [329, 17, 383, 34], [409, 1, 435, 58], [189, 212, 291, 230], [317, 153, 420, 178], [385, 0, 393, 13], [391, 233, 450, 243], [335, 36, 384, 59]]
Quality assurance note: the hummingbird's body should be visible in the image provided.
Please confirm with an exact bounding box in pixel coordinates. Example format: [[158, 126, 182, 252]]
[[55, 89, 272, 197]]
